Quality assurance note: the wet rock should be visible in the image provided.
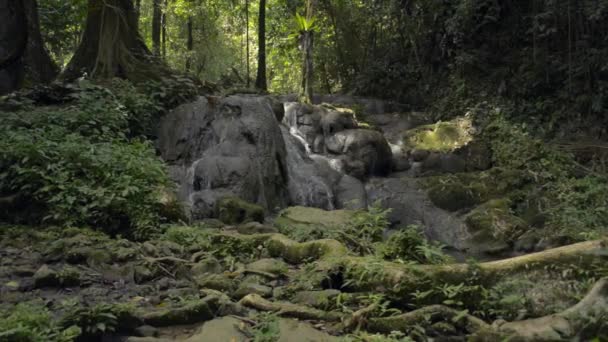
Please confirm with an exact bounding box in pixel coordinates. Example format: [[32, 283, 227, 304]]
[[185, 316, 248, 342], [411, 149, 430, 162], [217, 197, 264, 225], [246, 258, 288, 276], [325, 129, 393, 178], [157, 95, 289, 219], [334, 174, 367, 210]]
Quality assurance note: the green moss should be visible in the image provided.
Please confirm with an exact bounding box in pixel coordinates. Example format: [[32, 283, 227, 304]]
[[403, 118, 473, 152], [217, 197, 264, 225], [274, 206, 355, 242], [465, 199, 528, 244]]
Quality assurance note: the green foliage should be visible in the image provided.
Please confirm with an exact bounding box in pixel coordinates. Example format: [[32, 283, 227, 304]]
[[0, 302, 81, 342], [379, 226, 451, 265], [250, 313, 280, 342], [0, 82, 179, 239], [60, 303, 136, 339]]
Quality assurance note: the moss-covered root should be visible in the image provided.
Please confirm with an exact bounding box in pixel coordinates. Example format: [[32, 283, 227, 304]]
[[239, 294, 343, 322], [491, 277, 608, 341], [367, 305, 490, 335], [265, 233, 606, 292]]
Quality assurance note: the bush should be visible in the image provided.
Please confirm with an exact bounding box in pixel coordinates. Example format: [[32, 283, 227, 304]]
[[0, 82, 179, 239], [0, 302, 81, 342]]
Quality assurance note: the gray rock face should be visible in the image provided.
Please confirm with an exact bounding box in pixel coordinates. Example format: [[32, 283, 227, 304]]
[[157, 95, 289, 219], [283, 102, 393, 180], [365, 177, 470, 252]]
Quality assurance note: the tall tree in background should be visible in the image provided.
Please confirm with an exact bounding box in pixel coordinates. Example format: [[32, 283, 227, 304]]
[[255, 0, 267, 91], [298, 0, 315, 103], [0, 0, 27, 94], [23, 0, 59, 84], [152, 0, 162, 56], [245, 0, 250, 87], [63, 0, 166, 81]]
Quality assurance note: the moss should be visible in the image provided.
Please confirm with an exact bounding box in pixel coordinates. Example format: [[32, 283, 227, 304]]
[[217, 197, 264, 225], [465, 199, 528, 243], [274, 206, 355, 241], [141, 299, 215, 327], [403, 117, 474, 152]]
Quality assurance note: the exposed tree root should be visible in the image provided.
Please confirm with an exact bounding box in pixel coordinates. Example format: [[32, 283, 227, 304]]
[[239, 293, 342, 322], [265, 234, 607, 293]]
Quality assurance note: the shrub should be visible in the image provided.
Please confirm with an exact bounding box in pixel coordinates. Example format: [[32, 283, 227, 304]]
[[0, 302, 81, 342]]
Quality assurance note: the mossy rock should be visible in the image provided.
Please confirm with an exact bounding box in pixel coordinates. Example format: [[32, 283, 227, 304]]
[[194, 274, 235, 292], [274, 207, 355, 240], [464, 199, 528, 254], [403, 117, 474, 153], [141, 299, 215, 327], [217, 197, 264, 225], [423, 168, 528, 212]]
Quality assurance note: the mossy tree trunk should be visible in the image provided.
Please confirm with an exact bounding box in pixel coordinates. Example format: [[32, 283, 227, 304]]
[[63, 0, 167, 82], [152, 0, 162, 56]]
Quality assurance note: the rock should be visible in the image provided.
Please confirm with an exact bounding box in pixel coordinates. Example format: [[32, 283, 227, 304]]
[[156, 96, 289, 219], [33, 264, 59, 288], [114, 247, 137, 262], [185, 316, 248, 342], [438, 154, 466, 174], [427, 182, 479, 212], [142, 298, 215, 327], [319, 106, 357, 136], [233, 283, 273, 299], [281, 126, 336, 210], [411, 149, 430, 162], [465, 199, 527, 255], [365, 177, 470, 252], [276, 319, 339, 342], [194, 274, 234, 292], [293, 290, 341, 309], [246, 258, 288, 276], [134, 325, 159, 338], [403, 117, 474, 153], [134, 265, 155, 284], [237, 221, 278, 235], [191, 257, 223, 277], [217, 197, 264, 225], [334, 174, 367, 210], [325, 129, 393, 178], [275, 206, 354, 230]]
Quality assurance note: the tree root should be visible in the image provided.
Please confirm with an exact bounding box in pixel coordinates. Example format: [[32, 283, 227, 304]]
[[239, 293, 342, 322], [265, 234, 607, 293]]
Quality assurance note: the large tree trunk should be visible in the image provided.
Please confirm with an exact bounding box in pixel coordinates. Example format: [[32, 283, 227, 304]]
[[299, 30, 314, 104], [255, 0, 267, 91], [63, 0, 165, 82], [152, 0, 162, 56], [245, 0, 250, 87], [23, 0, 59, 84], [0, 0, 27, 94]]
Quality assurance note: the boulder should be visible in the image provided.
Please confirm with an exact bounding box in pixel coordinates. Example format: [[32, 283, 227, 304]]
[[325, 129, 393, 178], [185, 317, 248, 342], [156, 95, 289, 219], [217, 197, 264, 225]]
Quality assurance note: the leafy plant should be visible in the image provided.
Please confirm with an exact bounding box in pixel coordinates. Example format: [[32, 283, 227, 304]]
[[379, 225, 451, 264], [0, 302, 81, 342]]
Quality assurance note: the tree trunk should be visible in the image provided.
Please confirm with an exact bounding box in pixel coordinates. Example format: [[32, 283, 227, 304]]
[[152, 0, 162, 56], [255, 0, 267, 91], [0, 0, 27, 94], [299, 30, 314, 104], [63, 0, 165, 82], [185, 15, 193, 72], [23, 0, 59, 84], [161, 0, 167, 59], [245, 0, 250, 87], [134, 0, 142, 28]]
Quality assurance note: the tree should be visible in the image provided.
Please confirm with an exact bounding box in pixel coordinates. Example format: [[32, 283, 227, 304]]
[[0, 0, 27, 94], [152, 0, 162, 56], [255, 0, 267, 91], [245, 0, 250, 87], [63, 0, 166, 82], [297, 0, 315, 103], [23, 0, 59, 84]]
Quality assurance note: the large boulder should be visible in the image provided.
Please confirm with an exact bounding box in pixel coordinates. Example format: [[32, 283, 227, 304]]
[[156, 95, 289, 219], [325, 129, 393, 178]]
